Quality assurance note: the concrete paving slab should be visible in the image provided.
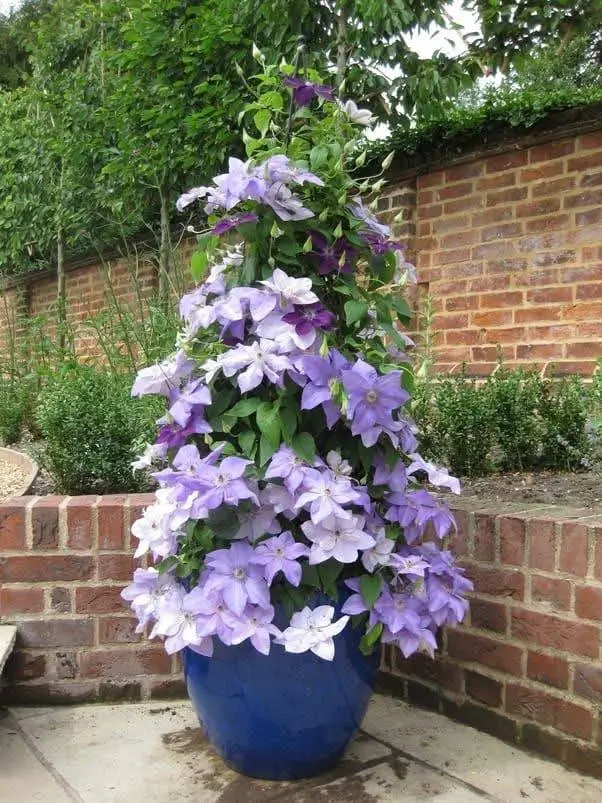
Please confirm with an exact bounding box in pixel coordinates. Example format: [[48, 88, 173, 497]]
[[362, 695, 602, 802], [8, 693, 602, 802], [0, 714, 70, 801], [0, 624, 16, 674]]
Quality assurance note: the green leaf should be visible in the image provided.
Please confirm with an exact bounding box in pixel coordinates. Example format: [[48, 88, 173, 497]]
[[309, 145, 329, 170], [238, 429, 257, 458], [359, 573, 382, 607], [302, 563, 320, 588], [256, 401, 281, 447], [344, 299, 369, 326], [227, 398, 262, 418], [259, 434, 277, 466], [318, 559, 342, 600], [158, 555, 178, 574], [254, 108, 271, 137], [364, 621, 383, 646], [292, 432, 316, 463], [190, 250, 208, 282], [260, 91, 284, 111], [280, 404, 298, 444]]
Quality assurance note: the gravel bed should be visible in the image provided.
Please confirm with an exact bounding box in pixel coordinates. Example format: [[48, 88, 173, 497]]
[[0, 455, 32, 501]]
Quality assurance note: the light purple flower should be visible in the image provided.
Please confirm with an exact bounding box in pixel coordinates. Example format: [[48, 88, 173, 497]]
[[261, 182, 314, 221], [361, 529, 395, 572], [302, 514, 375, 564], [343, 360, 408, 431], [259, 154, 324, 186], [121, 567, 181, 630], [230, 605, 281, 655], [234, 504, 281, 543], [259, 268, 319, 307], [265, 446, 311, 494], [196, 457, 258, 510], [218, 339, 291, 393], [384, 489, 455, 543], [183, 587, 239, 644], [254, 532, 309, 586], [204, 542, 270, 616], [149, 588, 214, 656], [296, 349, 349, 428], [130, 491, 180, 559], [176, 185, 211, 212], [131, 350, 194, 398], [347, 198, 391, 238], [295, 470, 362, 523], [167, 378, 212, 429], [277, 605, 349, 660]]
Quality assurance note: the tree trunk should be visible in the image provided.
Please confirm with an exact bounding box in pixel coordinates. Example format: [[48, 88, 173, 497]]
[[158, 189, 171, 305], [335, 2, 349, 87], [56, 224, 66, 353]]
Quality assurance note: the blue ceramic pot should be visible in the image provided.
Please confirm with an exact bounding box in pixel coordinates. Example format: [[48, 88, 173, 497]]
[[182, 597, 379, 780]]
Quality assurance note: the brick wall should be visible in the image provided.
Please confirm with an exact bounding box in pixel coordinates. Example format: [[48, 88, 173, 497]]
[[380, 498, 602, 779], [0, 494, 184, 704], [382, 129, 602, 375]]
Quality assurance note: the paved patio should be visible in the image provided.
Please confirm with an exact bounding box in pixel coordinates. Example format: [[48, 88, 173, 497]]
[[2, 693, 602, 802]]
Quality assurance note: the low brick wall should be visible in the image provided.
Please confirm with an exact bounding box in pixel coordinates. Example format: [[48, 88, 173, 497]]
[[381, 499, 602, 779], [0, 493, 184, 703], [1, 493, 602, 777]]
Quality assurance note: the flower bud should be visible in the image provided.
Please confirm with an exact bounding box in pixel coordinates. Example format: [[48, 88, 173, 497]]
[[302, 235, 313, 252], [333, 222, 343, 238], [355, 150, 367, 168], [252, 43, 264, 63], [270, 221, 284, 238], [381, 150, 395, 171]]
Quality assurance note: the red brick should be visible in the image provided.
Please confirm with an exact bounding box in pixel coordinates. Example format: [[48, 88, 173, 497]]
[[531, 177, 575, 198], [445, 162, 483, 182], [515, 306, 563, 324], [479, 291, 523, 310], [469, 276, 511, 293], [532, 250, 576, 267], [486, 151, 528, 172], [436, 182, 473, 201], [527, 519, 556, 571], [423, 203, 442, 219], [483, 326, 526, 344], [559, 521, 588, 575], [465, 670, 502, 707], [582, 170, 602, 187], [568, 153, 602, 171], [480, 222, 522, 243], [419, 171, 443, 188], [444, 196, 484, 215], [98, 616, 142, 644], [511, 609, 599, 658], [527, 651, 569, 689], [470, 599, 507, 634], [531, 575, 571, 611], [521, 163, 564, 182], [506, 683, 592, 739], [0, 555, 94, 583], [593, 525, 602, 580], [418, 189, 433, 205], [0, 586, 44, 614], [473, 241, 516, 261], [75, 586, 126, 614], [472, 345, 515, 362], [576, 282, 602, 300], [517, 199, 561, 218], [476, 173, 516, 191], [575, 586, 602, 621], [66, 496, 97, 550], [564, 189, 602, 209], [18, 619, 94, 648], [31, 498, 60, 549], [467, 564, 524, 600], [499, 516, 525, 565], [472, 309, 513, 327], [526, 287, 573, 304], [98, 553, 135, 581], [574, 663, 602, 702], [486, 187, 528, 207], [474, 513, 495, 561], [97, 496, 127, 550], [530, 140, 575, 163], [472, 207, 515, 226], [433, 313, 469, 330], [575, 208, 602, 226], [0, 500, 28, 550], [434, 247, 472, 265], [51, 587, 72, 613], [579, 133, 602, 150], [525, 214, 571, 233], [516, 343, 563, 360], [445, 328, 480, 345], [432, 214, 471, 235], [5, 651, 47, 681], [80, 648, 171, 678], [447, 630, 523, 675], [565, 342, 602, 359]]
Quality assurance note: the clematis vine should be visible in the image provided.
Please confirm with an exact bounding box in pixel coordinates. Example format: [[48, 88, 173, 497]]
[[123, 58, 472, 665]]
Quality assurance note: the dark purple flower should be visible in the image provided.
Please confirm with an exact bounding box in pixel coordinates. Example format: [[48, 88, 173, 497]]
[[283, 76, 335, 106], [210, 212, 258, 235], [282, 302, 336, 336], [361, 231, 404, 255], [308, 231, 357, 275]]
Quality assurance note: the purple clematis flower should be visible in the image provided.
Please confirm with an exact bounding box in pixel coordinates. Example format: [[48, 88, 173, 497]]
[[307, 231, 358, 275], [295, 469, 362, 524], [229, 604, 281, 655], [347, 197, 391, 238], [254, 532, 309, 586], [195, 456, 259, 510], [296, 349, 349, 428], [361, 230, 404, 255], [282, 302, 336, 336], [302, 514, 375, 564], [204, 542, 270, 616], [384, 489, 455, 543], [210, 212, 258, 235], [265, 445, 311, 494], [261, 182, 314, 221], [283, 75, 335, 106], [167, 378, 211, 428], [218, 339, 292, 393], [183, 586, 239, 644], [343, 360, 408, 428], [259, 155, 324, 187]]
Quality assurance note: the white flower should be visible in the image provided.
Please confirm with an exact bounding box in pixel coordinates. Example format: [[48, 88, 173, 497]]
[[326, 450, 353, 477], [131, 350, 193, 397], [218, 339, 291, 393], [131, 489, 183, 559], [361, 529, 395, 572], [339, 99, 374, 127], [407, 454, 461, 495], [259, 267, 319, 307], [131, 442, 168, 473], [302, 514, 375, 564], [277, 605, 349, 660]]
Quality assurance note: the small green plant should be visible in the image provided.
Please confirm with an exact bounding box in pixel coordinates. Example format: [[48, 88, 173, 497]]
[[539, 375, 591, 470], [485, 368, 544, 472], [36, 364, 162, 494], [0, 378, 27, 444]]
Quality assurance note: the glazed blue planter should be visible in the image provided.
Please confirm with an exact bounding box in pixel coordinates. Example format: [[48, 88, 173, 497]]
[[183, 598, 379, 780]]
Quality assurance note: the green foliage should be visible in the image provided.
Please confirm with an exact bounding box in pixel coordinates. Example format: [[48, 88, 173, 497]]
[[35, 364, 162, 495], [0, 378, 29, 445], [414, 366, 597, 476]]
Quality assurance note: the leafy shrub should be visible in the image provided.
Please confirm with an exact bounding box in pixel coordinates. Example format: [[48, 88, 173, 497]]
[[423, 372, 496, 477], [36, 364, 162, 494], [0, 378, 27, 444], [486, 368, 544, 472], [540, 376, 591, 470]]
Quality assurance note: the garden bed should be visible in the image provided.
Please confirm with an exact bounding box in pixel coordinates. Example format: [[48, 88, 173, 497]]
[[459, 469, 602, 510]]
